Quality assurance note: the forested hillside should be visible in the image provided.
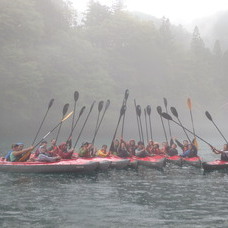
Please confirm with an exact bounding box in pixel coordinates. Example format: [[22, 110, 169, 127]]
[[0, 0, 227, 144]]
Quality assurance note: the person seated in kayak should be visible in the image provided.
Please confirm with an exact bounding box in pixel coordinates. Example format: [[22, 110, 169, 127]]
[[180, 143, 197, 158], [78, 142, 92, 157], [110, 139, 120, 155], [145, 140, 154, 155], [33, 145, 60, 162], [117, 140, 130, 158], [167, 143, 178, 156], [34, 141, 48, 158], [47, 139, 58, 152], [97, 145, 110, 157], [151, 143, 163, 155], [160, 142, 170, 154], [57, 142, 74, 159], [174, 138, 189, 152], [127, 139, 137, 156], [211, 144, 228, 161], [9, 144, 34, 162], [135, 141, 149, 157], [5, 143, 23, 161]]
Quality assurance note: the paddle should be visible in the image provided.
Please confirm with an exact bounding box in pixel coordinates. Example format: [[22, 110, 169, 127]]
[[71, 91, 79, 134], [136, 105, 144, 143], [187, 98, 198, 147], [205, 111, 228, 144], [32, 98, 54, 145], [92, 99, 110, 145], [163, 97, 172, 139], [170, 106, 191, 142], [19, 111, 73, 162], [144, 108, 149, 143], [109, 104, 126, 151], [161, 112, 212, 147], [73, 101, 95, 149], [121, 89, 129, 138], [146, 105, 153, 141], [134, 99, 142, 141], [157, 106, 168, 143], [56, 103, 69, 143], [66, 106, 86, 145]]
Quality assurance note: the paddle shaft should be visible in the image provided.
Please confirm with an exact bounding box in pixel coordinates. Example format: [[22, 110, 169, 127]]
[[134, 99, 142, 141], [144, 109, 149, 143]]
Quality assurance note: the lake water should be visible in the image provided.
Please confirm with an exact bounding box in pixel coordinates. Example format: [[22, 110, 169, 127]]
[[0, 154, 228, 228]]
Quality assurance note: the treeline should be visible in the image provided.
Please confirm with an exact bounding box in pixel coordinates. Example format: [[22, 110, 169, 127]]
[[0, 0, 227, 143]]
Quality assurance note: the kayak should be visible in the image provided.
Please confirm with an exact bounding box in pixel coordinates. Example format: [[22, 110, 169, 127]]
[[107, 156, 130, 169], [166, 155, 182, 166], [202, 160, 228, 172], [134, 155, 166, 169], [0, 159, 99, 174], [182, 156, 202, 168], [77, 157, 111, 171]]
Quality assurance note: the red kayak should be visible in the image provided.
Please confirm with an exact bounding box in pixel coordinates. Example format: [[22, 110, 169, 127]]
[[202, 160, 228, 171], [182, 156, 202, 168], [0, 159, 99, 174], [166, 155, 182, 166], [133, 155, 166, 169]]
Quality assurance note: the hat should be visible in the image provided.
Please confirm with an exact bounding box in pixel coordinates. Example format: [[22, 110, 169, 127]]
[[16, 143, 24, 146]]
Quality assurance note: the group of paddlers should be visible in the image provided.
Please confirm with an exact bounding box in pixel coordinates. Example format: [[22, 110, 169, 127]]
[[1, 136, 201, 162]]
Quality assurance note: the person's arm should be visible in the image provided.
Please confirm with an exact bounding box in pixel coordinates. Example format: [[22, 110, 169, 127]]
[[210, 146, 221, 154], [175, 139, 184, 150], [12, 146, 34, 156]]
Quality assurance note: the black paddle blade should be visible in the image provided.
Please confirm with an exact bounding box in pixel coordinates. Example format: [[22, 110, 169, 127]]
[[205, 111, 213, 121], [79, 106, 86, 116], [124, 89, 129, 101], [48, 98, 54, 109], [136, 105, 141, 117], [146, 105, 151, 115], [163, 97, 168, 108], [105, 99, 110, 110], [120, 105, 126, 116], [63, 103, 69, 116], [161, 112, 173, 121], [157, 106, 162, 115], [74, 91, 79, 102], [98, 101, 104, 112], [170, 107, 178, 118]]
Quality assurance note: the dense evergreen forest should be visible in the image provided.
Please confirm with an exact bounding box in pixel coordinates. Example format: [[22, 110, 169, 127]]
[[1, 0, 228, 145]]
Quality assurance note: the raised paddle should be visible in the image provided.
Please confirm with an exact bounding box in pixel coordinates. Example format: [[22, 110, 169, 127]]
[[170, 106, 191, 143], [71, 91, 79, 134], [205, 111, 228, 144], [19, 111, 73, 162], [144, 108, 149, 143], [161, 112, 212, 147], [73, 101, 95, 149], [146, 105, 153, 141], [134, 99, 142, 141], [109, 104, 126, 151], [56, 103, 69, 143], [92, 99, 110, 145], [121, 89, 129, 138], [136, 105, 144, 143], [163, 97, 172, 139], [157, 106, 168, 143], [32, 98, 54, 145]]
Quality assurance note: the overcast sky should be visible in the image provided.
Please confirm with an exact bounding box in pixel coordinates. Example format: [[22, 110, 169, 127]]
[[72, 0, 227, 25]]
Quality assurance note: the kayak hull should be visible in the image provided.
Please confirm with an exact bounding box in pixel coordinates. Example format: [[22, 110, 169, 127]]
[[0, 160, 99, 174], [202, 160, 228, 171], [166, 155, 182, 166], [182, 156, 202, 168], [135, 156, 166, 169]]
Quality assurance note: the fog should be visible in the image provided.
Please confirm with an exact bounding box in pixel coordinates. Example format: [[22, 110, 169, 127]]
[[0, 0, 228, 153]]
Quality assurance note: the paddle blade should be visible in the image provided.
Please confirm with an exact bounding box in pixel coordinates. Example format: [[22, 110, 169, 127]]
[[187, 98, 192, 110], [146, 105, 151, 115], [124, 89, 129, 101], [105, 99, 110, 110], [62, 111, 73, 122], [205, 111, 213, 121], [157, 106, 162, 115], [136, 105, 141, 117], [63, 103, 69, 116], [170, 107, 178, 118], [163, 97, 168, 108], [161, 112, 173, 121], [79, 106, 86, 116], [98, 101, 104, 112], [48, 98, 54, 109], [74, 91, 79, 102]]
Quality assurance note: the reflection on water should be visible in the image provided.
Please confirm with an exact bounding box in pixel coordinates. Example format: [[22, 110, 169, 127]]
[[0, 166, 228, 228]]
